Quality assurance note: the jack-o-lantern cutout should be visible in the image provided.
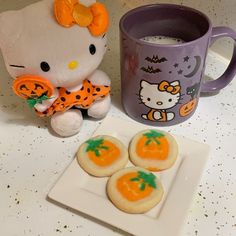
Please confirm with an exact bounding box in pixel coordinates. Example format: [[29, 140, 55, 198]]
[[179, 98, 197, 117], [13, 75, 54, 99]]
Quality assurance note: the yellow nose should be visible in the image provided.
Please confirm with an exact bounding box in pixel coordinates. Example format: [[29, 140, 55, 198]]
[[68, 60, 78, 70]]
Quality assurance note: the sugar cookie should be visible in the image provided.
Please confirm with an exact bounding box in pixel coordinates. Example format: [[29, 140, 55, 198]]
[[77, 135, 128, 177], [107, 167, 163, 213], [129, 129, 178, 171]]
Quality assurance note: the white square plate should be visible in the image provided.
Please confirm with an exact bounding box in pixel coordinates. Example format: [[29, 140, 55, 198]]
[[48, 116, 210, 236]]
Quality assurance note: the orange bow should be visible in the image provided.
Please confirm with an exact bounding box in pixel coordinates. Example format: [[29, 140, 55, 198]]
[[158, 81, 181, 95], [54, 0, 109, 36]]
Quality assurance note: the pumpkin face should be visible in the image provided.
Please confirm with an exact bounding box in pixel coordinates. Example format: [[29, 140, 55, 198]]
[[86, 138, 120, 167], [117, 171, 156, 201], [13, 75, 54, 99], [179, 98, 197, 117], [107, 167, 164, 213], [136, 130, 169, 161]]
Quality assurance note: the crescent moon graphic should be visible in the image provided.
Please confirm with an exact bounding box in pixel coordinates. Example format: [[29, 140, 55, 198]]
[[184, 56, 201, 78]]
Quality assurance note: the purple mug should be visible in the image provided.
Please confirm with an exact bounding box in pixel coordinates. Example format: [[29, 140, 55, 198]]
[[120, 4, 236, 126]]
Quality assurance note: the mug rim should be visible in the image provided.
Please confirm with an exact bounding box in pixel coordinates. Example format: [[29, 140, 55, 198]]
[[119, 3, 212, 47]]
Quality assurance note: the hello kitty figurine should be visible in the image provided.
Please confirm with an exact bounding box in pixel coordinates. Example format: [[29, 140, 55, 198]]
[[139, 80, 181, 122], [0, 0, 111, 137]]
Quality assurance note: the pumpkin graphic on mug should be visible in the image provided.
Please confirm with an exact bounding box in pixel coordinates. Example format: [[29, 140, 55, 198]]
[[179, 98, 197, 117]]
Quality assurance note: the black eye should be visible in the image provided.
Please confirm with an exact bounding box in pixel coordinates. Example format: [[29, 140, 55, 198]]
[[168, 99, 172, 102], [40, 61, 50, 72], [147, 98, 151, 101], [89, 44, 96, 55]]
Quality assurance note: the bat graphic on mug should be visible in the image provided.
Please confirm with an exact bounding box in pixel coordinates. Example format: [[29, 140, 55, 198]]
[[140, 66, 161, 74], [145, 55, 168, 63]]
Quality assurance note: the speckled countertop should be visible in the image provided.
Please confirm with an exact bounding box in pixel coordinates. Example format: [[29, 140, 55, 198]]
[[1, 1, 236, 236]]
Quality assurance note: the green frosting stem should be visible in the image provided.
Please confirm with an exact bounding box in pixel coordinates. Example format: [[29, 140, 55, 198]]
[[130, 171, 157, 191], [86, 138, 109, 157], [143, 130, 165, 145]]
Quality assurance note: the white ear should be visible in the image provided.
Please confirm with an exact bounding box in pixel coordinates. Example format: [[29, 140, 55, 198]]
[[171, 80, 180, 86], [0, 10, 22, 50], [141, 80, 150, 88], [79, 0, 96, 6]]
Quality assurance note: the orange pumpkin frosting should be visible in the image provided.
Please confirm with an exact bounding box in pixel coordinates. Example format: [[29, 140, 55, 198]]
[[129, 129, 178, 171], [117, 171, 155, 201], [77, 135, 128, 177], [136, 130, 169, 160], [107, 167, 164, 213], [86, 139, 120, 167]]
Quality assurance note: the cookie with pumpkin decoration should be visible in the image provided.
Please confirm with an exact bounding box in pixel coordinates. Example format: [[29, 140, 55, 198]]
[[107, 167, 163, 213], [77, 135, 128, 177], [129, 129, 178, 171]]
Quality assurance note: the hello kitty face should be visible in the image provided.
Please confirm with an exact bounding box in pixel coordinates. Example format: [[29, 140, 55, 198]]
[[0, 0, 108, 88], [139, 80, 181, 110]]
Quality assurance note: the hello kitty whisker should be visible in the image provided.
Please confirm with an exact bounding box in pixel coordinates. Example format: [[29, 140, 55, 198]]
[[10, 64, 25, 68]]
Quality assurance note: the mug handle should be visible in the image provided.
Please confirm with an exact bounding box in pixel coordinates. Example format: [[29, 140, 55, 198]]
[[201, 26, 236, 93]]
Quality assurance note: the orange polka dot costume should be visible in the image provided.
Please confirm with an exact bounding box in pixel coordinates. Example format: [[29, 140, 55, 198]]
[[37, 79, 110, 117], [13, 76, 110, 117]]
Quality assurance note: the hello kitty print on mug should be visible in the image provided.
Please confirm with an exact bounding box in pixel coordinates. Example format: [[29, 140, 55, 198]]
[[139, 80, 181, 122]]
